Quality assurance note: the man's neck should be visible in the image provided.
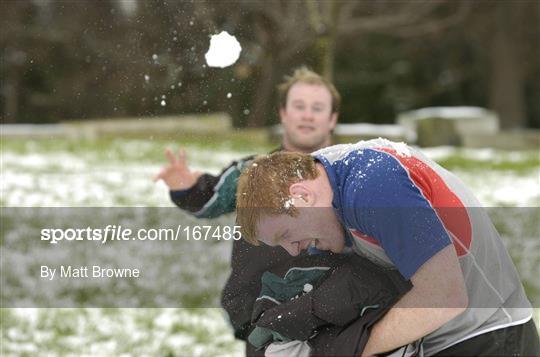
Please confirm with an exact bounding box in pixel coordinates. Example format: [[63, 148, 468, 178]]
[[281, 142, 330, 154], [282, 143, 310, 154]]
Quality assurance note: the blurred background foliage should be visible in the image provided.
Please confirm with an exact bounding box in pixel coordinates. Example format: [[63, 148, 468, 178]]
[[1, 0, 539, 128]]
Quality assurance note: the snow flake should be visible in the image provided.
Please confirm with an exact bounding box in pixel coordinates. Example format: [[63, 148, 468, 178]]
[[284, 197, 294, 209], [204, 31, 242, 68]]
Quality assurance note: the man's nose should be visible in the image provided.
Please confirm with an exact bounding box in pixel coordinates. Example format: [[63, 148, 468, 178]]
[[301, 110, 314, 121]]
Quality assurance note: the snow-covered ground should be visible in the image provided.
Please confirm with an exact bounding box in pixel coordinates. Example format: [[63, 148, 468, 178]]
[[1, 138, 538, 355], [423, 146, 540, 206], [1, 308, 241, 356]]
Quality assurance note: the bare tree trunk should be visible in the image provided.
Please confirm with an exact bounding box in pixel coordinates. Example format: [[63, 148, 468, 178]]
[[321, 0, 340, 83], [305, 0, 340, 82], [488, 3, 526, 129], [3, 68, 20, 123], [246, 55, 275, 127]]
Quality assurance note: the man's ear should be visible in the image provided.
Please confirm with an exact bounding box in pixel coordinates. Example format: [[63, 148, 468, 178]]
[[329, 112, 338, 130], [279, 107, 286, 124], [289, 183, 315, 206]]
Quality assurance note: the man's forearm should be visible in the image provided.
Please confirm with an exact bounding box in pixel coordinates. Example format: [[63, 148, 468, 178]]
[[362, 245, 468, 356], [361, 306, 465, 356]]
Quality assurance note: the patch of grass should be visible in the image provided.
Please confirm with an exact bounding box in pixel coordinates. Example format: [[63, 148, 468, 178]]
[[2, 136, 539, 352], [436, 153, 540, 172], [1, 308, 242, 356], [1, 130, 273, 161]]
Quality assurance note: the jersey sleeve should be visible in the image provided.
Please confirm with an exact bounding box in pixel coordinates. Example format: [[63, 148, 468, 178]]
[[170, 155, 254, 218], [344, 151, 452, 279]]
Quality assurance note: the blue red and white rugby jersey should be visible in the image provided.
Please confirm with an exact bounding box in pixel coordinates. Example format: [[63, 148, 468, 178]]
[[313, 139, 533, 355]]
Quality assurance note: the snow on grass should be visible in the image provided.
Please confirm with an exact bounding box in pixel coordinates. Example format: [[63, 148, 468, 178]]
[[1, 308, 242, 356], [1, 138, 539, 353], [422, 146, 536, 163], [422, 146, 540, 206], [1, 140, 254, 207], [1, 139, 250, 355], [455, 171, 539, 207]]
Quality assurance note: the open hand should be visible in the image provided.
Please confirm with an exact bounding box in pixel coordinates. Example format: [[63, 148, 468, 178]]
[[153, 148, 203, 190]]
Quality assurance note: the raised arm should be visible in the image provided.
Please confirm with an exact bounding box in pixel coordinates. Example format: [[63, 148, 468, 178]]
[[153, 148, 202, 190], [154, 147, 254, 218]]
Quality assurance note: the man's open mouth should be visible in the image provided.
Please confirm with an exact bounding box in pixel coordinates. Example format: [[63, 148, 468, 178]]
[[298, 126, 315, 133]]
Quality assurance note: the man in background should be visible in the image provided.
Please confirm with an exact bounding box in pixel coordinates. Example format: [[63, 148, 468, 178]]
[[154, 67, 341, 353]]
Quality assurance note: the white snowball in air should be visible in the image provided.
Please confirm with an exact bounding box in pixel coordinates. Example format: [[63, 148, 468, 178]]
[[303, 283, 313, 293], [160, 100, 166, 107], [227, 92, 232, 99], [205, 31, 242, 68]]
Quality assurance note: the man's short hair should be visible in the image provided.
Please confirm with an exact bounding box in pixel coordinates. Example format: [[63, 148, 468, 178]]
[[236, 152, 319, 245], [277, 67, 341, 114]]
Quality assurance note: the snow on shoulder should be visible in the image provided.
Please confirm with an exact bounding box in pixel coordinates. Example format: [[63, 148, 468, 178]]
[[313, 138, 412, 163]]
